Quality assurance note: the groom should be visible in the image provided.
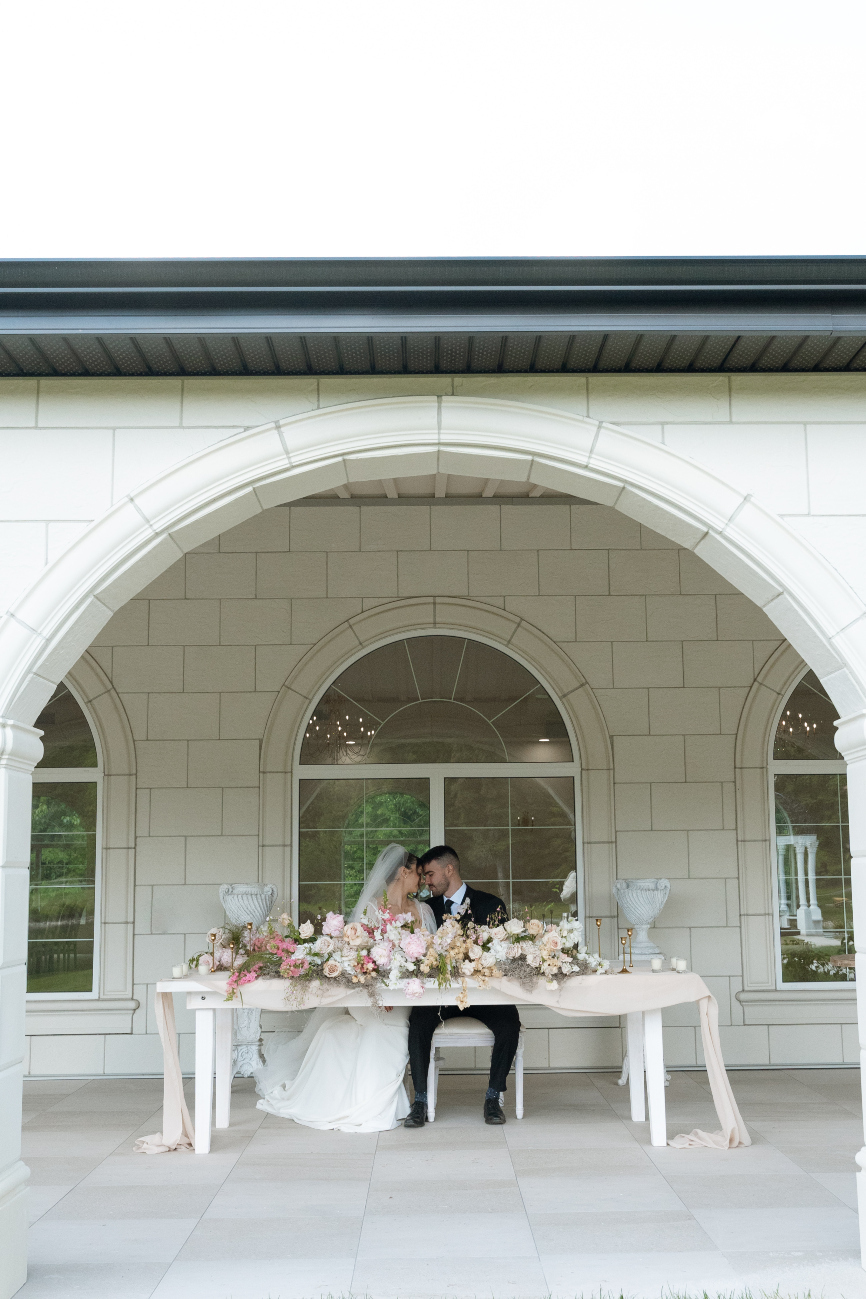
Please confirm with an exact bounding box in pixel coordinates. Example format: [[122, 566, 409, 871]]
[[404, 845, 521, 1128]]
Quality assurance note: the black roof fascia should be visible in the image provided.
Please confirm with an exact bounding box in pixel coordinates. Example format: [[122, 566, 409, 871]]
[[2, 257, 866, 324]]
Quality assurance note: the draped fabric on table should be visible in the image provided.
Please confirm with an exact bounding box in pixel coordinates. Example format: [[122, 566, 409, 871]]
[[138, 970, 749, 1153], [134, 992, 194, 1154]]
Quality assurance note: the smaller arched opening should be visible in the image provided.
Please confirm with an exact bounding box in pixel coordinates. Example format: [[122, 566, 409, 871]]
[[28, 680, 102, 998], [295, 633, 580, 922], [771, 669, 853, 987]]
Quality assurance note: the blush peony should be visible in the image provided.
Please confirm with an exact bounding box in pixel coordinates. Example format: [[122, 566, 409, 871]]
[[400, 932, 428, 961], [322, 912, 345, 937], [404, 978, 425, 999], [343, 921, 369, 947]]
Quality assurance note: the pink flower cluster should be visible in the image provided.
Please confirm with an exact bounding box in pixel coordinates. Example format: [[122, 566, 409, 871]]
[[226, 962, 263, 993], [280, 955, 310, 978]]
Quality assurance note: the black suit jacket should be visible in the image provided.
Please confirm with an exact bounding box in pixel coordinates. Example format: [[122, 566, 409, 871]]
[[429, 884, 508, 929]]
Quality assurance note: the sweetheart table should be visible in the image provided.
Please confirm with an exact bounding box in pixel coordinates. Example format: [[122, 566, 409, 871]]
[[139, 970, 750, 1156]]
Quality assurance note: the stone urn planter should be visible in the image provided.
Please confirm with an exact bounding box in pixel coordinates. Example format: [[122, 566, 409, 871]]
[[612, 878, 670, 958], [219, 883, 278, 1076]]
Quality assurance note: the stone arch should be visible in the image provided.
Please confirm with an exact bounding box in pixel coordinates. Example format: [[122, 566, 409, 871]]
[[259, 597, 615, 925], [2, 395, 865, 730]]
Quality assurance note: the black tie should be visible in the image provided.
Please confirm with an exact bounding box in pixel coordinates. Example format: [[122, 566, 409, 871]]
[[445, 898, 454, 915]]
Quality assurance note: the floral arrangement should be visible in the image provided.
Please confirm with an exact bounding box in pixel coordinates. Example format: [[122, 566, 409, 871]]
[[189, 905, 609, 1005]]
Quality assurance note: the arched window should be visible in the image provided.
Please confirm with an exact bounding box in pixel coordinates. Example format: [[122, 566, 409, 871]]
[[771, 669, 851, 984], [296, 635, 579, 922], [28, 682, 101, 997]]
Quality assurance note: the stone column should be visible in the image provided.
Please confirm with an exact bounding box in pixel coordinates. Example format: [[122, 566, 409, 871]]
[[0, 718, 42, 1299], [834, 711, 866, 1269]]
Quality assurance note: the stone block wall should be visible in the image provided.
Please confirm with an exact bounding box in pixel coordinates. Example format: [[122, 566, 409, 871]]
[[24, 494, 851, 1077]]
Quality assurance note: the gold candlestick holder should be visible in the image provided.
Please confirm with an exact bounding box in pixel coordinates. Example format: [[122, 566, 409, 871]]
[[620, 935, 630, 973], [208, 930, 217, 970], [229, 941, 236, 970], [627, 928, 634, 969], [595, 917, 602, 959], [246, 920, 254, 952]]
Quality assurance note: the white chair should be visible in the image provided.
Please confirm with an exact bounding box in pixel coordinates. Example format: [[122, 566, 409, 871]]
[[426, 1017, 525, 1120]]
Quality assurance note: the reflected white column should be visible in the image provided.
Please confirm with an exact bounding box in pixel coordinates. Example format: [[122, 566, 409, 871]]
[[806, 836, 823, 928], [795, 841, 808, 915], [833, 712, 866, 1271], [0, 718, 42, 1299], [777, 842, 791, 926]]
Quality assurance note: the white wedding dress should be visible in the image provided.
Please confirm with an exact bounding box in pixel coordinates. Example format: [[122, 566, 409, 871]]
[[254, 853, 436, 1134]]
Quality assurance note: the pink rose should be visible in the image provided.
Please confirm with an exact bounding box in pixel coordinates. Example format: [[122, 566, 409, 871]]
[[400, 932, 427, 961], [322, 912, 345, 937], [404, 978, 425, 1000]]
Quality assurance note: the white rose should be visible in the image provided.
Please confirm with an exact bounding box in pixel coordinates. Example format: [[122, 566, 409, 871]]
[[315, 935, 335, 955], [279, 913, 291, 926], [343, 922, 368, 947], [299, 920, 315, 939], [481, 951, 496, 967], [468, 943, 483, 960], [504, 919, 524, 935], [323, 959, 341, 978], [526, 918, 544, 937]]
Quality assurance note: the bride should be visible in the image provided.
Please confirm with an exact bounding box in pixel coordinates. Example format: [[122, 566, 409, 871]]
[[254, 844, 437, 1133]]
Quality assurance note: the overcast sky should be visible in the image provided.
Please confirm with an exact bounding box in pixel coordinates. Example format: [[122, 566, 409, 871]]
[[3, 0, 864, 258]]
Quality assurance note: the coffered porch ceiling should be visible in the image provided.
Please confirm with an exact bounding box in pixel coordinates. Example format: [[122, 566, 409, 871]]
[[2, 257, 866, 377]]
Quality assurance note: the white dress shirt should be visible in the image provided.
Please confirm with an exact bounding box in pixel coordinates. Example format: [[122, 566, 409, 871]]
[[443, 882, 467, 914]]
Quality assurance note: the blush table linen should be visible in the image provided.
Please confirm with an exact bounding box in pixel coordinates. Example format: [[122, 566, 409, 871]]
[[137, 970, 749, 1155]]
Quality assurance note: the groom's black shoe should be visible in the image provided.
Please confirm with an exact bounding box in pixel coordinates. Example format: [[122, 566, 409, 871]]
[[484, 1096, 506, 1124], [404, 1100, 428, 1128]]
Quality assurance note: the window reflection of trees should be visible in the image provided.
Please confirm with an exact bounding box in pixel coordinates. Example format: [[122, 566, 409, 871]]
[[773, 671, 852, 984], [29, 681, 100, 994]]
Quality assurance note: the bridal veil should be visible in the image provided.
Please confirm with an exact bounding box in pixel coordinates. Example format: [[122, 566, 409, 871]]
[[254, 842, 417, 1095]]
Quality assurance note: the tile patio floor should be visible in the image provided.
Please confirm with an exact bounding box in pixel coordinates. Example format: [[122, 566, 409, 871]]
[[18, 1068, 866, 1299]]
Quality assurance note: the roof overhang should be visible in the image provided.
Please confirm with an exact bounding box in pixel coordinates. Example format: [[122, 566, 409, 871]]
[[1, 256, 866, 377]]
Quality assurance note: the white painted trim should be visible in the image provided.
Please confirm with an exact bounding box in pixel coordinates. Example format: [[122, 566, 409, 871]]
[[24, 997, 139, 1034]]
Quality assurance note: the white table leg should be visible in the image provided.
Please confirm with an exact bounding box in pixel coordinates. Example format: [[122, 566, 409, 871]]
[[194, 1007, 215, 1154], [215, 1008, 233, 1129], [643, 1008, 667, 1147], [626, 1011, 646, 1123]]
